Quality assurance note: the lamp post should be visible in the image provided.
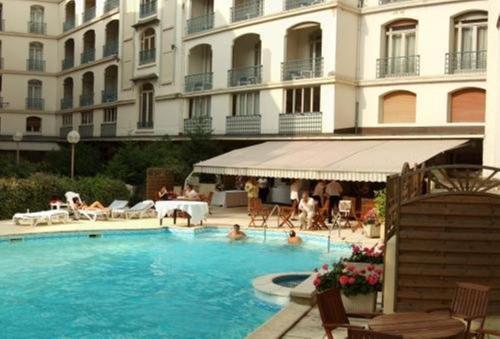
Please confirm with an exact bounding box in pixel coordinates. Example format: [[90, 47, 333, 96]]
[[12, 132, 23, 165], [66, 130, 80, 179]]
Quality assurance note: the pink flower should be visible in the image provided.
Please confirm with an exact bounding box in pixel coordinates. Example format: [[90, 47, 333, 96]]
[[366, 274, 379, 286], [375, 268, 383, 275], [313, 277, 321, 287], [346, 264, 356, 272], [322, 263, 329, 270], [359, 269, 366, 275], [378, 243, 385, 251], [339, 275, 350, 286], [367, 264, 375, 272], [352, 245, 361, 254], [348, 277, 356, 285]]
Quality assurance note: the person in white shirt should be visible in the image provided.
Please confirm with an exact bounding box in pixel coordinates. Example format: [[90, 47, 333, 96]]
[[257, 177, 269, 202], [290, 179, 301, 219], [298, 192, 316, 230], [326, 180, 343, 223], [312, 181, 326, 207], [183, 184, 200, 201]]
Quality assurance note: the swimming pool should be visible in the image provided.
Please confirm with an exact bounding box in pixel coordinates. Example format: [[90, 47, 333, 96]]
[[0, 228, 349, 338]]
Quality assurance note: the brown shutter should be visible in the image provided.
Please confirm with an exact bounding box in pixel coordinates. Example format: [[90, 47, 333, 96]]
[[382, 91, 416, 123], [450, 88, 486, 123]]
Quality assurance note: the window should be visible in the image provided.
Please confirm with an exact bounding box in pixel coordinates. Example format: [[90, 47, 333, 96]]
[[449, 88, 485, 123], [141, 28, 155, 52], [381, 91, 416, 123], [30, 6, 44, 24], [189, 96, 211, 118], [232, 92, 259, 116], [62, 113, 73, 126], [29, 42, 43, 60], [454, 12, 488, 54], [28, 79, 42, 98], [284, 86, 320, 114], [81, 111, 93, 125], [26, 116, 41, 132], [104, 107, 117, 123], [140, 83, 154, 125], [385, 20, 417, 59]]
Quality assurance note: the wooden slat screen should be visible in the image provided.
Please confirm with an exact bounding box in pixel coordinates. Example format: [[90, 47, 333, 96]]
[[450, 88, 486, 123], [382, 91, 416, 124]]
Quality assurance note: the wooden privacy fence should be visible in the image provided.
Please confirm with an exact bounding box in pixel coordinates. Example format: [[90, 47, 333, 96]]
[[385, 165, 500, 313]]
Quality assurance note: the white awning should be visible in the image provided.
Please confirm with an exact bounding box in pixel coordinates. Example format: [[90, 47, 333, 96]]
[[194, 139, 469, 182]]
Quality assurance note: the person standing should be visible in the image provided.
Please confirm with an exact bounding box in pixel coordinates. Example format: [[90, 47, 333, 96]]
[[326, 180, 343, 223], [290, 179, 301, 219], [257, 177, 269, 203], [298, 192, 316, 230], [312, 180, 326, 207], [244, 178, 259, 213]]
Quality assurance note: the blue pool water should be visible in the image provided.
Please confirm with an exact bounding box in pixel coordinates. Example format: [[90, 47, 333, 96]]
[[0, 229, 349, 338]]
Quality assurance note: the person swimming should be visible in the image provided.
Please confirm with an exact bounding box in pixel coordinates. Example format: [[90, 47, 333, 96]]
[[228, 224, 247, 241], [288, 230, 303, 245]]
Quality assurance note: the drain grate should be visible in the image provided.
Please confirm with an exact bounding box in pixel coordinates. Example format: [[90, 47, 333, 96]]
[[9, 238, 23, 243], [88, 233, 102, 239]]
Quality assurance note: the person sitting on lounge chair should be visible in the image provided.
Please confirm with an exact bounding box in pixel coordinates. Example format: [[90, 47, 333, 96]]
[[72, 197, 108, 211], [228, 224, 246, 241], [288, 230, 303, 245], [299, 192, 316, 230]]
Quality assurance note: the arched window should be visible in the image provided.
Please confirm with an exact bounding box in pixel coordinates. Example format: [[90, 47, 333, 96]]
[[63, 39, 75, 69], [29, 6, 45, 34], [381, 90, 416, 123], [104, 20, 119, 57], [380, 19, 418, 77], [103, 65, 118, 102], [28, 42, 44, 71], [82, 30, 96, 64], [139, 28, 156, 64], [81, 72, 94, 106], [28, 79, 42, 98], [26, 116, 41, 132], [64, 1, 76, 31], [83, 0, 96, 22], [449, 88, 486, 123], [139, 83, 154, 128]]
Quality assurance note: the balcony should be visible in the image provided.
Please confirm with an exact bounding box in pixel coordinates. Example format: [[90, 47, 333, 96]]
[[285, 0, 325, 10], [103, 41, 119, 58], [80, 94, 94, 107], [62, 57, 74, 70], [60, 97, 73, 110], [82, 7, 96, 23], [226, 115, 261, 135], [137, 121, 154, 129], [228, 65, 262, 87], [78, 124, 94, 138], [105, 0, 120, 12], [377, 55, 420, 78], [60, 126, 73, 138], [26, 97, 44, 110], [81, 49, 96, 64], [28, 21, 46, 35], [139, 49, 156, 65], [445, 51, 487, 74], [26, 59, 45, 72], [282, 57, 323, 81], [184, 116, 212, 134], [186, 12, 214, 35], [231, 0, 263, 22], [102, 89, 117, 103], [63, 18, 75, 32], [185, 72, 213, 92], [140, 0, 157, 18], [279, 112, 322, 135], [101, 122, 117, 137], [379, 0, 411, 4]]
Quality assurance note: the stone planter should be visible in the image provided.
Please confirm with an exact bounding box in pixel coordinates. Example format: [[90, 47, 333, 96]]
[[341, 291, 377, 314], [363, 223, 381, 238]]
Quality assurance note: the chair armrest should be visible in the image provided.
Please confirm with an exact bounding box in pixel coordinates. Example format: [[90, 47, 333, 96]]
[[477, 329, 500, 337], [347, 312, 381, 319], [323, 323, 365, 331]]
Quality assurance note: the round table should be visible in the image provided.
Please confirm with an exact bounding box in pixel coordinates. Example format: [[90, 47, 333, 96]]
[[368, 312, 465, 338]]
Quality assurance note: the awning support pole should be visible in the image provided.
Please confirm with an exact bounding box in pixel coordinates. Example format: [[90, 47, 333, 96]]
[[183, 170, 195, 189]]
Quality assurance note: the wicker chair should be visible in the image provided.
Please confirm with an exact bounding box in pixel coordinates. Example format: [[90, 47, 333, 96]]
[[348, 328, 402, 339]]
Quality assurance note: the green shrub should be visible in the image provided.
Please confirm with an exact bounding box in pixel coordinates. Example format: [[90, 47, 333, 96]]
[[375, 189, 386, 221], [0, 174, 130, 220]]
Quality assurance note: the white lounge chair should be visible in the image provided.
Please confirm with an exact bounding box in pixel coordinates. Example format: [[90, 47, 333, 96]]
[[13, 210, 70, 227], [108, 200, 129, 218], [64, 191, 110, 222], [113, 200, 155, 219]]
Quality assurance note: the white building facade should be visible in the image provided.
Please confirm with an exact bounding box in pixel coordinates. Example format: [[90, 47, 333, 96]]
[[0, 0, 498, 167]]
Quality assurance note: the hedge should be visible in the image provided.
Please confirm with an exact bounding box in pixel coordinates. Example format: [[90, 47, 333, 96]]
[[0, 174, 130, 220]]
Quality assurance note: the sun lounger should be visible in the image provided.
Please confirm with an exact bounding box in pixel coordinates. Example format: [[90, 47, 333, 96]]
[[113, 200, 155, 219], [13, 210, 70, 227], [64, 191, 110, 222], [108, 200, 128, 218]]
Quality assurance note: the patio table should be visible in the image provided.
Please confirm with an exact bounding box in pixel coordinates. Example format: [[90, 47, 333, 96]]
[[211, 190, 247, 208], [156, 200, 209, 227], [368, 312, 465, 338]]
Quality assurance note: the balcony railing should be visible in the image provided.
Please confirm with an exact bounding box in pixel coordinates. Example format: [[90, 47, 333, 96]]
[[62, 57, 74, 70], [103, 41, 119, 58], [105, 0, 120, 12], [231, 0, 263, 22], [140, 0, 157, 18], [80, 94, 94, 107], [226, 115, 261, 135], [228, 65, 262, 87], [60, 97, 73, 110], [102, 89, 118, 103], [185, 72, 213, 92], [379, 0, 411, 4], [285, 0, 325, 10], [82, 7, 96, 22], [377, 55, 420, 78], [27, 59, 45, 72], [81, 49, 96, 64], [63, 18, 75, 32], [445, 50, 487, 74], [28, 21, 46, 34], [26, 97, 44, 110], [186, 12, 214, 35], [101, 122, 117, 137], [137, 121, 154, 129], [60, 126, 73, 138], [0, 19, 4, 32], [184, 116, 212, 134], [79, 124, 94, 138], [139, 49, 156, 65], [279, 112, 322, 135], [282, 57, 323, 81]]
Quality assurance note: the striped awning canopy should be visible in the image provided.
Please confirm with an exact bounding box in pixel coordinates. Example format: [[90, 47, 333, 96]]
[[193, 139, 469, 182]]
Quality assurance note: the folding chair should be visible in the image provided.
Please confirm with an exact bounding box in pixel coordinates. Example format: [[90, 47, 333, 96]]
[[278, 206, 294, 228], [338, 199, 353, 231], [311, 200, 329, 230], [248, 199, 271, 227]]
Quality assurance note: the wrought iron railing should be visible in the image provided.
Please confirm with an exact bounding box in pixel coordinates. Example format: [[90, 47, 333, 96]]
[[228, 65, 262, 87], [282, 57, 323, 81], [26, 97, 44, 110], [27, 59, 45, 72], [445, 51, 487, 74], [102, 89, 118, 103], [79, 124, 94, 138], [105, 0, 120, 12], [81, 49, 96, 64], [279, 112, 322, 134], [139, 49, 156, 65], [184, 116, 212, 134], [101, 122, 117, 137], [60, 97, 73, 110], [137, 121, 154, 129], [28, 21, 46, 34], [60, 126, 73, 138], [226, 115, 261, 135], [379, 0, 411, 4], [103, 41, 119, 57], [185, 72, 213, 92], [82, 7, 96, 22], [80, 94, 94, 107], [140, 0, 157, 18], [63, 18, 75, 32], [186, 12, 214, 34], [231, 0, 263, 22], [62, 57, 74, 70], [377, 55, 420, 78], [285, 0, 325, 10]]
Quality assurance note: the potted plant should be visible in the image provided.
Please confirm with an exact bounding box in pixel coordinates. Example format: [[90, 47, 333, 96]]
[[362, 207, 381, 238], [314, 261, 382, 313], [344, 244, 384, 275]]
